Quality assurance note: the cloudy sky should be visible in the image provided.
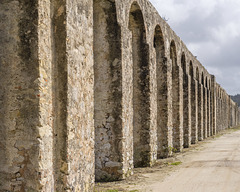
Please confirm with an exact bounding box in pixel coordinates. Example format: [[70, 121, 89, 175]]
[[149, 0, 240, 95]]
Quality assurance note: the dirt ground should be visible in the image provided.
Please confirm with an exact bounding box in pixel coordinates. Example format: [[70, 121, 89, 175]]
[[95, 127, 240, 192]]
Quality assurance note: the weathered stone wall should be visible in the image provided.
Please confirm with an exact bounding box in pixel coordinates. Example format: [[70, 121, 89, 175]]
[[0, 0, 239, 191], [0, 0, 94, 191], [0, 1, 54, 191], [93, 0, 123, 181], [52, 0, 95, 190], [61, 0, 94, 191]]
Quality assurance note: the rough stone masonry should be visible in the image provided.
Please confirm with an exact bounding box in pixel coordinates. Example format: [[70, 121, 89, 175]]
[[0, 0, 239, 191]]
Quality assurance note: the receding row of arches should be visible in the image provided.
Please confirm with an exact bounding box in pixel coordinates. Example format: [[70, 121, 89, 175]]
[[215, 86, 238, 133], [1, 0, 239, 191], [93, 0, 235, 182]]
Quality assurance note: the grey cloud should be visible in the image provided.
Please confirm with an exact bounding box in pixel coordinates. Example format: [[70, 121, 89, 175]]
[[149, 0, 240, 95]]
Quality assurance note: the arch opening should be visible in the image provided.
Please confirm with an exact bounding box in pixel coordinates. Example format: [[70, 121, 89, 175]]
[[196, 67, 199, 82], [205, 77, 208, 88], [205, 77, 210, 137], [189, 62, 194, 77], [190, 62, 198, 144], [171, 41, 183, 151], [202, 73, 207, 138], [129, 2, 151, 167], [154, 25, 167, 157], [94, 0, 123, 181], [182, 53, 191, 148], [201, 73, 204, 85], [197, 68, 203, 141]]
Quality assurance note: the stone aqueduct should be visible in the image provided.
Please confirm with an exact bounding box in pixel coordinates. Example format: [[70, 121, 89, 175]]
[[0, 0, 239, 191]]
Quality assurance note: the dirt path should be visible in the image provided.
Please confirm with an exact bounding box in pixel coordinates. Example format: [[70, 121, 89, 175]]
[[95, 127, 240, 192]]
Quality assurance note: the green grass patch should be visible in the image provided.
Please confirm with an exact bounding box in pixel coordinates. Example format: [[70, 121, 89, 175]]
[[229, 126, 240, 132], [171, 161, 182, 166]]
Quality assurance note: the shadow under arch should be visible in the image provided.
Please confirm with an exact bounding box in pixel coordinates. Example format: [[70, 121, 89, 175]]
[[196, 67, 203, 141], [93, 0, 123, 181], [129, 1, 151, 167], [205, 77, 211, 137], [190, 61, 198, 144], [202, 72, 207, 138], [170, 40, 183, 152], [153, 24, 169, 158], [181, 53, 191, 148]]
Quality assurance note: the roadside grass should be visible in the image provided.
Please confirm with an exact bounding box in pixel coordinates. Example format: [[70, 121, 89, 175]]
[[214, 126, 240, 139], [229, 126, 240, 132], [170, 161, 182, 166], [94, 188, 139, 192]]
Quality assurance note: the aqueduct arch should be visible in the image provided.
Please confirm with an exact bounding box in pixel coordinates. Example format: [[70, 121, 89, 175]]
[[182, 53, 191, 148], [196, 67, 203, 141], [93, 0, 123, 181], [171, 40, 183, 152], [154, 25, 168, 158], [190, 61, 198, 144], [129, 1, 151, 167]]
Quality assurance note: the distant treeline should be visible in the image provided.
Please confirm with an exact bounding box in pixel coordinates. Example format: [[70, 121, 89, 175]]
[[231, 94, 240, 106]]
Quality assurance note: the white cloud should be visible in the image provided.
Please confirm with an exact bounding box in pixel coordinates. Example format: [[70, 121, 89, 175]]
[[194, 0, 218, 18], [187, 41, 221, 58], [149, 0, 191, 24], [210, 22, 240, 44], [205, 66, 223, 78]]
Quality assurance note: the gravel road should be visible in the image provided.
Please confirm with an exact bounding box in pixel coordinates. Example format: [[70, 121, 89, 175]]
[[96, 128, 240, 192], [142, 130, 240, 192]]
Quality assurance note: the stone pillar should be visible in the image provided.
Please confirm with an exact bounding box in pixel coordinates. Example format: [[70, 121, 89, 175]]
[[211, 76, 217, 135], [154, 27, 172, 158], [166, 57, 174, 157], [229, 100, 231, 128], [226, 98, 229, 128], [228, 97, 232, 128], [209, 90, 213, 136], [157, 57, 173, 158], [207, 90, 211, 136], [198, 83, 203, 141], [237, 106, 240, 126], [220, 99, 223, 131], [53, 1, 95, 191], [0, 1, 95, 191], [222, 98, 224, 130], [183, 73, 191, 148], [232, 102, 234, 128], [238, 107, 239, 125], [94, 0, 125, 181], [172, 65, 183, 152], [235, 104, 237, 126], [232, 102, 234, 127], [216, 98, 218, 133], [0, 1, 54, 191], [216, 91, 221, 133], [218, 98, 221, 132], [129, 2, 151, 168], [223, 99, 226, 129], [234, 104, 238, 126], [191, 79, 198, 144], [237, 106, 240, 125], [223, 97, 226, 129], [203, 87, 208, 138]]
